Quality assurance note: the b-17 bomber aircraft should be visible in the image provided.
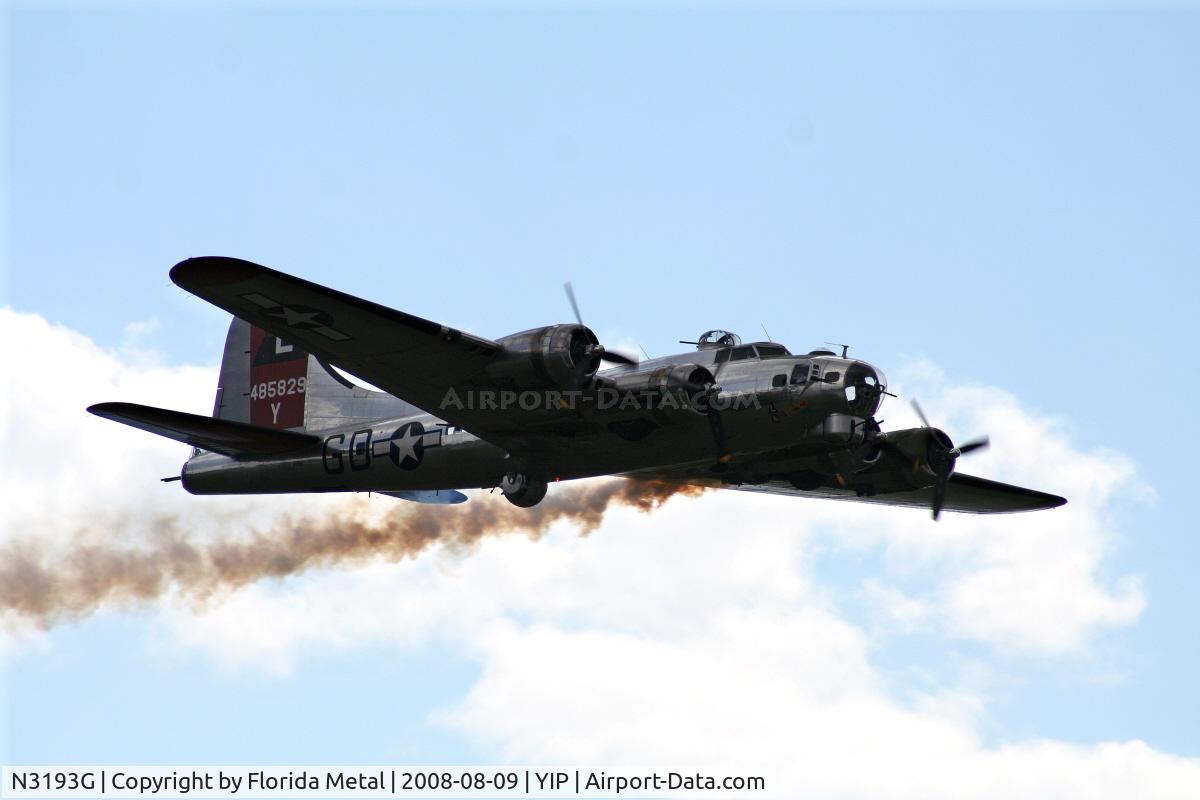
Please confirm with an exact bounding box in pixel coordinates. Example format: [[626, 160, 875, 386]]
[[89, 257, 1066, 519]]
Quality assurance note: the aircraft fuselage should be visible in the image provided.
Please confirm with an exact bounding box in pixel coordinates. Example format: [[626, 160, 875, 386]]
[[182, 351, 882, 495]]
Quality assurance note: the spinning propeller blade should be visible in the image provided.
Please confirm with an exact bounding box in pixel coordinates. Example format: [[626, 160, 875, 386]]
[[563, 282, 639, 366], [908, 399, 990, 520], [564, 281, 584, 327], [911, 398, 932, 429]]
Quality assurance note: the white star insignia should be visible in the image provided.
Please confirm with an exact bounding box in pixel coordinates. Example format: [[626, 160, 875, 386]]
[[390, 426, 423, 465], [266, 306, 322, 327]]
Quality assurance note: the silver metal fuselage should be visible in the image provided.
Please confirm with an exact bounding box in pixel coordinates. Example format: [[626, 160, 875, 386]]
[[181, 346, 886, 496]]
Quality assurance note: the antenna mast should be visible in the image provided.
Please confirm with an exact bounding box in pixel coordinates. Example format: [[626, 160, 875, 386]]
[[824, 341, 850, 358]]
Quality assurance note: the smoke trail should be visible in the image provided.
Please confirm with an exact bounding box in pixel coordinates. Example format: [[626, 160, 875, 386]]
[[0, 479, 709, 629]]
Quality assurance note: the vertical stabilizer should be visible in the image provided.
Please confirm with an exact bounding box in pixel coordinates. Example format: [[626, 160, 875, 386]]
[[212, 317, 308, 430], [213, 317, 252, 424], [248, 324, 309, 429], [212, 317, 415, 433]]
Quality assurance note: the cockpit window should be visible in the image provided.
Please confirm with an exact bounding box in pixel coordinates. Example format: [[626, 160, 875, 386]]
[[717, 344, 791, 364], [729, 346, 756, 361]]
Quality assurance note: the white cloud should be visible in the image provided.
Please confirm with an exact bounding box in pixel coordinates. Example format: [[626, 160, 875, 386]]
[[1, 308, 207, 544], [441, 617, 1200, 799], [119, 315, 165, 365], [0, 307, 352, 540], [0, 308, 346, 649], [844, 360, 1151, 655], [4, 309, 1194, 798], [152, 504, 1200, 798], [862, 579, 931, 631]]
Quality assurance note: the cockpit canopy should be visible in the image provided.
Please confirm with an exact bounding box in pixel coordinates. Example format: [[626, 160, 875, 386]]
[[714, 342, 791, 363], [695, 330, 742, 349]]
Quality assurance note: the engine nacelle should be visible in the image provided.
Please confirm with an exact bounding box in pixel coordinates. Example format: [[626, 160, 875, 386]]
[[486, 324, 601, 390], [879, 427, 953, 477], [598, 364, 716, 419]]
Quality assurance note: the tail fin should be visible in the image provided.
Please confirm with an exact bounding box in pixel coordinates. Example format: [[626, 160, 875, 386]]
[[214, 317, 415, 432]]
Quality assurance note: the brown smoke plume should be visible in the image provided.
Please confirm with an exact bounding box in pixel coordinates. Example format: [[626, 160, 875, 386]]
[[1, 479, 709, 629]]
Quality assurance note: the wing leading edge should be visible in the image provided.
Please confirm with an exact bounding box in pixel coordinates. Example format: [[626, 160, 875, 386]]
[[169, 256, 504, 433], [719, 472, 1066, 514], [628, 468, 1065, 515]]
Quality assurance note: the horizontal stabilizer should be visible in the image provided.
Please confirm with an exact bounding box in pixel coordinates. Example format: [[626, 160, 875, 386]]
[[379, 490, 469, 504], [88, 402, 321, 460]]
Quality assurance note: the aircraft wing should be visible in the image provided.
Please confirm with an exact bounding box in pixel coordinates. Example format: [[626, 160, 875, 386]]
[[632, 471, 1066, 515], [170, 256, 508, 436]]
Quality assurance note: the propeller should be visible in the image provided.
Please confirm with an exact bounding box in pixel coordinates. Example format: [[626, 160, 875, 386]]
[[708, 406, 731, 465], [658, 367, 728, 465], [564, 282, 638, 366], [909, 399, 989, 520], [687, 381, 729, 466]]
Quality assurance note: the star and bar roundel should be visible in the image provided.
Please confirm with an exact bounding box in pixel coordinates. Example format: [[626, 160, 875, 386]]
[[239, 291, 352, 342], [389, 421, 427, 470]]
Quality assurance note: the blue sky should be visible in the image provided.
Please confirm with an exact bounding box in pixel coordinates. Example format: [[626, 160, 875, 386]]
[[3, 3, 1199, 796]]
